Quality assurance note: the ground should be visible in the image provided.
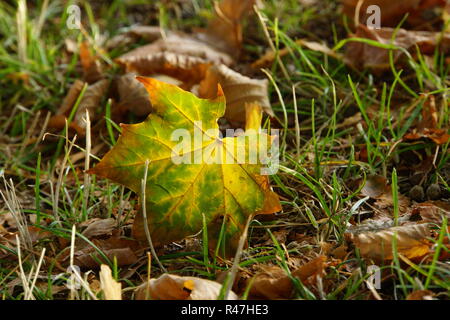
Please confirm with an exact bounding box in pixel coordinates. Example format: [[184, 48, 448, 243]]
[[0, 0, 449, 300]]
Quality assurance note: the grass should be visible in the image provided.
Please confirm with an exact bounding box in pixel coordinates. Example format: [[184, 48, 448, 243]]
[[0, 0, 449, 300]]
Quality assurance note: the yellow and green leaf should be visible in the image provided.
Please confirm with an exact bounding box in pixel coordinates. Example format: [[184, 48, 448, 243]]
[[89, 77, 281, 255]]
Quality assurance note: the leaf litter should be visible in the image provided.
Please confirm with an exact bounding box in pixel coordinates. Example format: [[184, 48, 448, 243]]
[[1, 0, 449, 300]]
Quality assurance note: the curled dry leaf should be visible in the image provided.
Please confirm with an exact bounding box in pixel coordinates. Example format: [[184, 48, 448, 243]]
[[248, 256, 328, 299], [115, 73, 153, 116], [195, 0, 257, 57], [361, 175, 388, 198], [106, 26, 166, 49], [346, 223, 431, 261], [199, 64, 273, 123], [48, 80, 86, 135], [361, 175, 410, 214], [81, 218, 116, 239], [72, 79, 110, 131], [403, 95, 450, 145], [342, 0, 447, 28], [0, 226, 52, 259], [116, 35, 233, 69], [345, 24, 450, 71], [56, 80, 86, 116], [49, 79, 110, 136], [79, 41, 103, 84], [117, 51, 212, 90], [406, 289, 435, 300], [67, 237, 140, 269], [135, 274, 238, 300], [411, 200, 450, 224], [100, 264, 122, 300]]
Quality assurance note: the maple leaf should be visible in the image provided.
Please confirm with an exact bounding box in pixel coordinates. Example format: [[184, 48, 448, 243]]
[[89, 77, 281, 255]]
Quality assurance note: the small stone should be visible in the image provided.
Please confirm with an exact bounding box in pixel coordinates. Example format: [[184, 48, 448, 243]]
[[426, 184, 441, 200], [409, 185, 424, 201]]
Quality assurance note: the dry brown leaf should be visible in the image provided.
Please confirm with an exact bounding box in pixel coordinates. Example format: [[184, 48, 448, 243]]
[[361, 175, 388, 198], [346, 223, 431, 261], [247, 266, 293, 300], [80, 41, 103, 84], [405, 128, 450, 145], [361, 175, 410, 214], [1, 225, 52, 246], [135, 274, 238, 300], [199, 64, 273, 123], [345, 24, 450, 71], [106, 26, 166, 49], [195, 0, 257, 57], [115, 74, 153, 116], [248, 256, 328, 299], [68, 237, 139, 268], [117, 51, 212, 90], [73, 79, 110, 133], [49, 79, 110, 136], [406, 289, 435, 300], [55, 80, 86, 116], [403, 95, 450, 145], [342, 0, 447, 28], [100, 264, 122, 300], [116, 35, 233, 70], [81, 218, 116, 239], [411, 200, 450, 224]]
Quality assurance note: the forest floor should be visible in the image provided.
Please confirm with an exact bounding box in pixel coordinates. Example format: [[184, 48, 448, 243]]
[[0, 0, 449, 300]]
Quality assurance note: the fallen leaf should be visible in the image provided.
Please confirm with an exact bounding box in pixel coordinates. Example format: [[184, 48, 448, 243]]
[[199, 64, 273, 123], [361, 175, 410, 214], [195, 0, 257, 57], [81, 218, 116, 239], [248, 256, 328, 299], [135, 274, 238, 300], [1, 225, 52, 246], [100, 264, 122, 300], [411, 200, 450, 224], [406, 289, 435, 300], [247, 266, 293, 299], [342, 0, 447, 28], [80, 41, 103, 84], [67, 237, 140, 268], [106, 26, 166, 49], [56, 80, 86, 116], [403, 95, 450, 145], [117, 51, 212, 90], [89, 77, 281, 255], [49, 79, 110, 136], [346, 223, 431, 261], [115, 73, 153, 116], [361, 175, 388, 198], [116, 35, 233, 70], [344, 24, 450, 71], [72, 79, 110, 132]]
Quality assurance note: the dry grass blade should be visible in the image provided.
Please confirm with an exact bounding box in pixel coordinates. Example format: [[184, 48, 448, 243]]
[[100, 264, 122, 300]]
